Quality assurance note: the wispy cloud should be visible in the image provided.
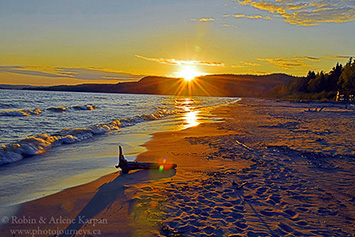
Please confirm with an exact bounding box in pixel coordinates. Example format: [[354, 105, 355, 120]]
[[135, 55, 225, 67], [237, 0, 355, 26], [223, 24, 238, 28], [0, 66, 142, 82], [244, 62, 261, 66], [292, 56, 321, 62], [286, 3, 308, 11], [238, 0, 253, 6], [199, 17, 215, 22], [61, 68, 142, 81], [248, 15, 263, 19], [258, 57, 311, 69], [249, 1, 287, 14], [258, 55, 352, 70], [0, 66, 69, 78], [232, 61, 260, 68], [234, 14, 271, 20], [326, 55, 354, 60]]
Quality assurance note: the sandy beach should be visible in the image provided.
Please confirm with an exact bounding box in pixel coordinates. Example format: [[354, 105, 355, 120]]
[[1, 98, 355, 236]]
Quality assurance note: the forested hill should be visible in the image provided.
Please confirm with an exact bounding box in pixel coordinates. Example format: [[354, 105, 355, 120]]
[[25, 73, 298, 98], [282, 58, 355, 101]]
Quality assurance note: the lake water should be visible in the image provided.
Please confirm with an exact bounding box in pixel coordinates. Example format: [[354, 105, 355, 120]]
[[0, 89, 239, 206]]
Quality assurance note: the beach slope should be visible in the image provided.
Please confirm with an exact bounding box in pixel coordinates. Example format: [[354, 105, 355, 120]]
[[1, 98, 355, 236]]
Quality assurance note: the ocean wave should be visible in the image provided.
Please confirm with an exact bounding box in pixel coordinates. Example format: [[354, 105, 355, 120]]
[[92, 96, 108, 99], [48, 105, 98, 112], [0, 105, 98, 116], [47, 106, 68, 112], [0, 103, 15, 109], [72, 105, 98, 110], [0, 108, 177, 166], [0, 109, 42, 117]]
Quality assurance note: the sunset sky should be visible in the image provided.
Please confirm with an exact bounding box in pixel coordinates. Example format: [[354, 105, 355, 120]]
[[1, 0, 355, 85]]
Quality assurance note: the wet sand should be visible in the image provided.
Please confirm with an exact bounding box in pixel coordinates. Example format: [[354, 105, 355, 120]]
[[1, 98, 355, 236]]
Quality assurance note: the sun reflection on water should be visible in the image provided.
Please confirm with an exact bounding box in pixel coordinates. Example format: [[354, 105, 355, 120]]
[[183, 110, 200, 128], [174, 98, 201, 129]]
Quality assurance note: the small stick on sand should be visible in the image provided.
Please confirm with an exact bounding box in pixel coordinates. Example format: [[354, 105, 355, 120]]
[[235, 140, 253, 151], [237, 182, 248, 189], [227, 179, 247, 189]]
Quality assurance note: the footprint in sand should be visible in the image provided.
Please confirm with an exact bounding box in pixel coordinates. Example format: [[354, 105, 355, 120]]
[[256, 187, 268, 195], [193, 208, 202, 215], [317, 207, 338, 216], [243, 195, 253, 200], [284, 210, 297, 217], [246, 230, 269, 237], [202, 226, 216, 234], [284, 209, 298, 219], [229, 199, 242, 205], [182, 206, 193, 212], [211, 211, 226, 219], [192, 221, 205, 227], [295, 220, 309, 226], [225, 216, 236, 223], [231, 205, 245, 213], [235, 221, 248, 229], [278, 222, 294, 233], [164, 220, 179, 229], [296, 207, 309, 213], [230, 212, 244, 219], [260, 208, 279, 217], [223, 202, 234, 207], [201, 207, 213, 213]]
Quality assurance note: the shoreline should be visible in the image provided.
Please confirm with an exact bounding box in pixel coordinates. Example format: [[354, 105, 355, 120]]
[[0, 94, 236, 207], [1, 98, 355, 236], [0, 100, 244, 236]]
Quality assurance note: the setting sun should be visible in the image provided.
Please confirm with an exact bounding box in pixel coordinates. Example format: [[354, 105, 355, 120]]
[[178, 66, 202, 82]]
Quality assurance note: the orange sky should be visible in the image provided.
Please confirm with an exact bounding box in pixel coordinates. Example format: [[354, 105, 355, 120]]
[[0, 0, 354, 85]]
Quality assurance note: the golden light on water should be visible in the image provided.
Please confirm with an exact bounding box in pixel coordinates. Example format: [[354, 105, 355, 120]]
[[175, 98, 201, 129], [184, 110, 200, 128]]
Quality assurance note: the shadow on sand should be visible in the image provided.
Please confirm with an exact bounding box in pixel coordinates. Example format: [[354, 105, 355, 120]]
[[59, 168, 176, 237]]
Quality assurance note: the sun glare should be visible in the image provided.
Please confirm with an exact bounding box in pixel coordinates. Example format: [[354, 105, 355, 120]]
[[179, 66, 201, 82]]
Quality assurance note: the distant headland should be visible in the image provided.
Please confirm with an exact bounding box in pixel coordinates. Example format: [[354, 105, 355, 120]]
[[2, 59, 354, 101]]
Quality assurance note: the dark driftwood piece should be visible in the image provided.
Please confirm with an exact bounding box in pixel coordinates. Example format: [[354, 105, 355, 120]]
[[305, 106, 325, 112], [115, 146, 177, 174]]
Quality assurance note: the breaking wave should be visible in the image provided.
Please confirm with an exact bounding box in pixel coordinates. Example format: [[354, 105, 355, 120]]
[[0, 108, 176, 166], [0, 105, 98, 116], [0, 109, 42, 117]]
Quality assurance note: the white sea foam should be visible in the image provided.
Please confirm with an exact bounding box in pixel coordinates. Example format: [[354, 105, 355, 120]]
[[0, 90, 238, 167], [0, 108, 177, 166]]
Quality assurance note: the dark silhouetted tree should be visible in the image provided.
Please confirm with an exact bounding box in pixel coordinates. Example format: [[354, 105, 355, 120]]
[[338, 57, 355, 94], [325, 63, 342, 92], [307, 71, 326, 93]]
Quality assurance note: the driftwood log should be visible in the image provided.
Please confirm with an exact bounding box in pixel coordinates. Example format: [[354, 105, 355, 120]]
[[305, 106, 324, 112], [115, 146, 177, 174]]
